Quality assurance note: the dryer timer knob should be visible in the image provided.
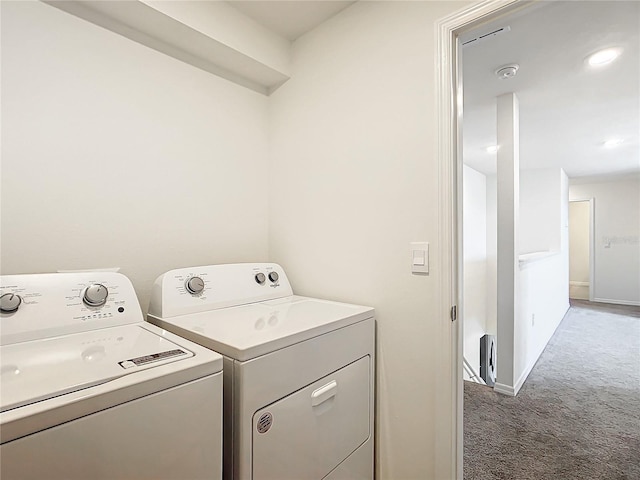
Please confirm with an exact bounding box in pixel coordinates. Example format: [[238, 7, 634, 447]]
[[268, 272, 279, 283], [83, 284, 109, 307], [0, 293, 22, 313], [186, 277, 205, 295]]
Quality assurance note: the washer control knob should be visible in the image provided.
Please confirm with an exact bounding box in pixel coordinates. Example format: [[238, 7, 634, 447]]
[[186, 277, 205, 295], [268, 272, 279, 283], [0, 293, 22, 313], [255, 273, 266, 285], [83, 284, 109, 307]]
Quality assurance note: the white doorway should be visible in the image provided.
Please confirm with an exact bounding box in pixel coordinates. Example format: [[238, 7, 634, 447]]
[[436, 0, 638, 476], [569, 199, 594, 301]]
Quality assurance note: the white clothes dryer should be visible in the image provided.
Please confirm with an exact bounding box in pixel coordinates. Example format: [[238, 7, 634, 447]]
[[0, 272, 223, 480], [147, 263, 375, 480]]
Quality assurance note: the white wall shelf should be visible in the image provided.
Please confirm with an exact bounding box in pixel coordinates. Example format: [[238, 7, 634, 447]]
[[44, 0, 291, 95]]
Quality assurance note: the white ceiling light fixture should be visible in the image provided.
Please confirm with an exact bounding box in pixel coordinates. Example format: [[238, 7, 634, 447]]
[[603, 138, 624, 148], [495, 64, 519, 80], [587, 47, 622, 67], [486, 145, 500, 154]]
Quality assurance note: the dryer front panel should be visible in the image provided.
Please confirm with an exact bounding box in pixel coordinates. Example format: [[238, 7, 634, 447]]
[[251, 355, 370, 480]]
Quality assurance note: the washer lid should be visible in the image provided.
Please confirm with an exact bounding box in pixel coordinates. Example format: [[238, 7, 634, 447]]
[[0, 324, 193, 413], [148, 296, 374, 361]]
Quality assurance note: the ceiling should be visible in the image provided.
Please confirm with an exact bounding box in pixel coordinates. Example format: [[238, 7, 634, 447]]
[[226, 1, 637, 180], [462, 1, 639, 179], [227, 1, 355, 41]]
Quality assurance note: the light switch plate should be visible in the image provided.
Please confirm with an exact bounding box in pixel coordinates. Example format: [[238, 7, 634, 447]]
[[410, 242, 429, 274]]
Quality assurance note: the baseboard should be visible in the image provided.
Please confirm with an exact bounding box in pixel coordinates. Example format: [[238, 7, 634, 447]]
[[569, 281, 589, 300], [495, 304, 570, 398], [494, 360, 541, 397], [593, 297, 640, 307], [493, 382, 515, 396], [512, 358, 536, 396], [495, 354, 540, 397]]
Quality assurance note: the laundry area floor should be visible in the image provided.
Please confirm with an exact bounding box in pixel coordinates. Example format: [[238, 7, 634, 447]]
[[464, 300, 640, 480]]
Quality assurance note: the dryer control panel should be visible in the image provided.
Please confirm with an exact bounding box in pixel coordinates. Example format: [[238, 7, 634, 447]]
[[0, 272, 142, 346], [148, 263, 293, 319]]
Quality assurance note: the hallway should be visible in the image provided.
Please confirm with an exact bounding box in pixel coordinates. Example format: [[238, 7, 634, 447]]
[[463, 300, 640, 479]]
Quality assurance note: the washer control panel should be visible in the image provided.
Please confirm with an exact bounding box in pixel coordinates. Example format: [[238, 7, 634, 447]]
[[0, 272, 143, 346], [148, 263, 293, 319]]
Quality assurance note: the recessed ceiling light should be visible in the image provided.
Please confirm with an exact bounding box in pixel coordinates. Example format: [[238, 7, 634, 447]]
[[603, 138, 623, 148], [486, 145, 500, 154], [587, 48, 622, 67]]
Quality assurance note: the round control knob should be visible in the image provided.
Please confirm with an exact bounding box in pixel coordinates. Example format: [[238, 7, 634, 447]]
[[83, 284, 109, 307], [268, 272, 279, 283], [255, 273, 266, 285], [185, 277, 205, 295], [0, 293, 22, 313]]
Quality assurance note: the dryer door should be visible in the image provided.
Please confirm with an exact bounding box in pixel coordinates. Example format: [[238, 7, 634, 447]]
[[252, 355, 370, 479]]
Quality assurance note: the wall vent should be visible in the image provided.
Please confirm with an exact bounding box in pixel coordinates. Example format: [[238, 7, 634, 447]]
[[461, 26, 511, 48]]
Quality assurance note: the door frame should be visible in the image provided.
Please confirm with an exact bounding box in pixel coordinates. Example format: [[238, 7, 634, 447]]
[[435, 1, 526, 477], [569, 198, 596, 301]]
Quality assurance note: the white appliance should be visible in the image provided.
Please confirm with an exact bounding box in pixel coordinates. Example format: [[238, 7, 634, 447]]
[[147, 263, 375, 480], [0, 272, 223, 480]]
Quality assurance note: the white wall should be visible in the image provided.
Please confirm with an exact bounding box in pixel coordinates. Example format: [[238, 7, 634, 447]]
[[515, 252, 569, 385], [570, 177, 640, 305], [510, 168, 569, 395], [569, 200, 591, 299], [0, 1, 270, 312], [519, 168, 562, 254], [467, 167, 570, 397], [463, 165, 487, 377], [486, 175, 498, 335], [495, 93, 520, 390], [268, 2, 471, 478]]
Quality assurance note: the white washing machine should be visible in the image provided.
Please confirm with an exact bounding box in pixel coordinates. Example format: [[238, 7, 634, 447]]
[[147, 263, 375, 480], [0, 272, 223, 480]]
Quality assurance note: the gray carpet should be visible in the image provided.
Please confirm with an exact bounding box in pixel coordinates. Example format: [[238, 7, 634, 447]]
[[464, 300, 640, 480]]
